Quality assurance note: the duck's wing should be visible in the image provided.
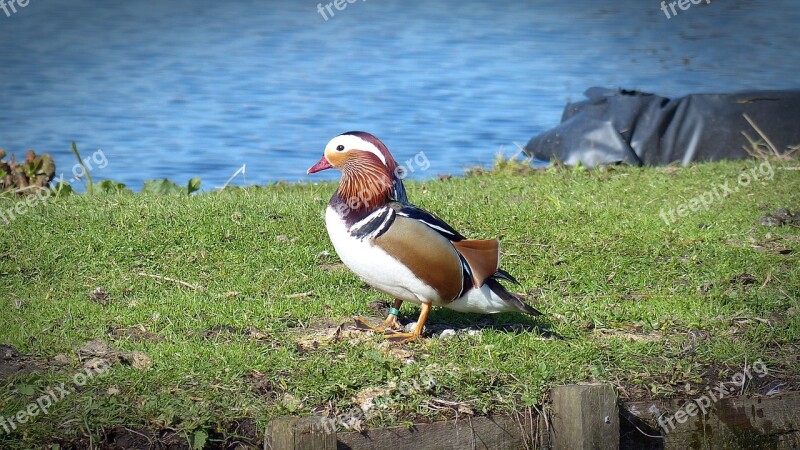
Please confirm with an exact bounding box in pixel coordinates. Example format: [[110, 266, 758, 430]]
[[382, 202, 540, 315], [372, 212, 465, 302], [391, 203, 500, 288]]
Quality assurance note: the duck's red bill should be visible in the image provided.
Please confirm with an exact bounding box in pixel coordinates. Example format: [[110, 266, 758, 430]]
[[307, 156, 333, 174]]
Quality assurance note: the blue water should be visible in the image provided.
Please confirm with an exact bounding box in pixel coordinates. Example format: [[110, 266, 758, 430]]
[[0, 0, 798, 190]]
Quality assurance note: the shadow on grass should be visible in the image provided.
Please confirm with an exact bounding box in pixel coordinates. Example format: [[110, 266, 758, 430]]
[[388, 305, 563, 340]]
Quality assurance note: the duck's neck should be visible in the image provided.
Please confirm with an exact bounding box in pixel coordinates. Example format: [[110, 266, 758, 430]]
[[331, 158, 394, 224]]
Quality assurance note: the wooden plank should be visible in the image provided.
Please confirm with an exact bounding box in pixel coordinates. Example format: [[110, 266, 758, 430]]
[[265, 416, 337, 450], [624, 391, 800, 449], [268, 390, 800, 449], [337, 413, 546, 450], [551, 384, 619, 450]]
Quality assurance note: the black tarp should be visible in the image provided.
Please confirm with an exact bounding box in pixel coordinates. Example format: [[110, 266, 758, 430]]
[[524, 87, 800, 167]]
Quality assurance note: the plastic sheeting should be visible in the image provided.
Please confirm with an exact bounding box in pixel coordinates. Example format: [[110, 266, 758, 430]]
[[524, 87, 800, 167]]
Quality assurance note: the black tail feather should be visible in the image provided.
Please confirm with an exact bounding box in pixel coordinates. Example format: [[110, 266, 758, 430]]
[[485, 276, 542, 316], [492, 268, 520, 285]]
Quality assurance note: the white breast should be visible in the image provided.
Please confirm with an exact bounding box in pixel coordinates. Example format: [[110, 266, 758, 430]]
[[325, 206, 442, 304]]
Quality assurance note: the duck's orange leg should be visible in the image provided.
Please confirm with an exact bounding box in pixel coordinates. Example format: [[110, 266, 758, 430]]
[[383, 299, 403, 331], [385, 302, 431, 344], [354, 299, 404, 333]]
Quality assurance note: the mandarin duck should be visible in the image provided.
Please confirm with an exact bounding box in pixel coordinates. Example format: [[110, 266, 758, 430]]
[[308, 131, 541, 343]]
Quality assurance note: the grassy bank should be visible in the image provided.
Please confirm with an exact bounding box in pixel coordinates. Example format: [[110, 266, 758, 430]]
[[1, 160, 799, 448]]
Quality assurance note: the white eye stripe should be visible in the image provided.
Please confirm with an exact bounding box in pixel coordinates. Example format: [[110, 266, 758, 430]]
[[327, 134, 387, 165]]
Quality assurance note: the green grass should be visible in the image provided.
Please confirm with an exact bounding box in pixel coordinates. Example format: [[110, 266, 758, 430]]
[[1, 160, 798, 448]]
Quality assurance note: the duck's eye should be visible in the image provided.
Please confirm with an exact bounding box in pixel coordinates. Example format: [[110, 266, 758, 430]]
[[336, 145, 345, 151]]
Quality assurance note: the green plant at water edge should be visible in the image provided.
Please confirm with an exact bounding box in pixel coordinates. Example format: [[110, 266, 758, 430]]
[[141, 177, 202, 195], [0, 149, 56, 194], [70, 141, 94, 194]]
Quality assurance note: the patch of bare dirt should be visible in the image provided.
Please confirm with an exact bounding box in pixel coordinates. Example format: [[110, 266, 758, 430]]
[[295, 322, 374, 353], [0, 344, 49, 378], [593, 328, 664, 343], [78, 339, 152, 370], [108, 324, 165, 343], [89, 286, 112, 305], [319, 263, 347, 272], [202, 325, 241, 340], [246, 370, 281, 398], [749, 232, 798, 255], [57, 421, 260, 450], [758, 207, 800, 227]]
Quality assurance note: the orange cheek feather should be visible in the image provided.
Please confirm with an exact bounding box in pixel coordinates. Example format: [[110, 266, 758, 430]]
[[325, 149, 349, 167]]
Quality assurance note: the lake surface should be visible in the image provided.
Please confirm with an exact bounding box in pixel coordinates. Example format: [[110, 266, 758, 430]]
[[0, 0, 798, 190]]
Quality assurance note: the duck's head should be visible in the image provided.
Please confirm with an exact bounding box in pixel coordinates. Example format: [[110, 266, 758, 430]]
[[308, 131, 408, 207]]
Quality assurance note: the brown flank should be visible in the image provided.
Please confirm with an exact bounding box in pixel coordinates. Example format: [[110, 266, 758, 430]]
[[374, 215, 463, 303]]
